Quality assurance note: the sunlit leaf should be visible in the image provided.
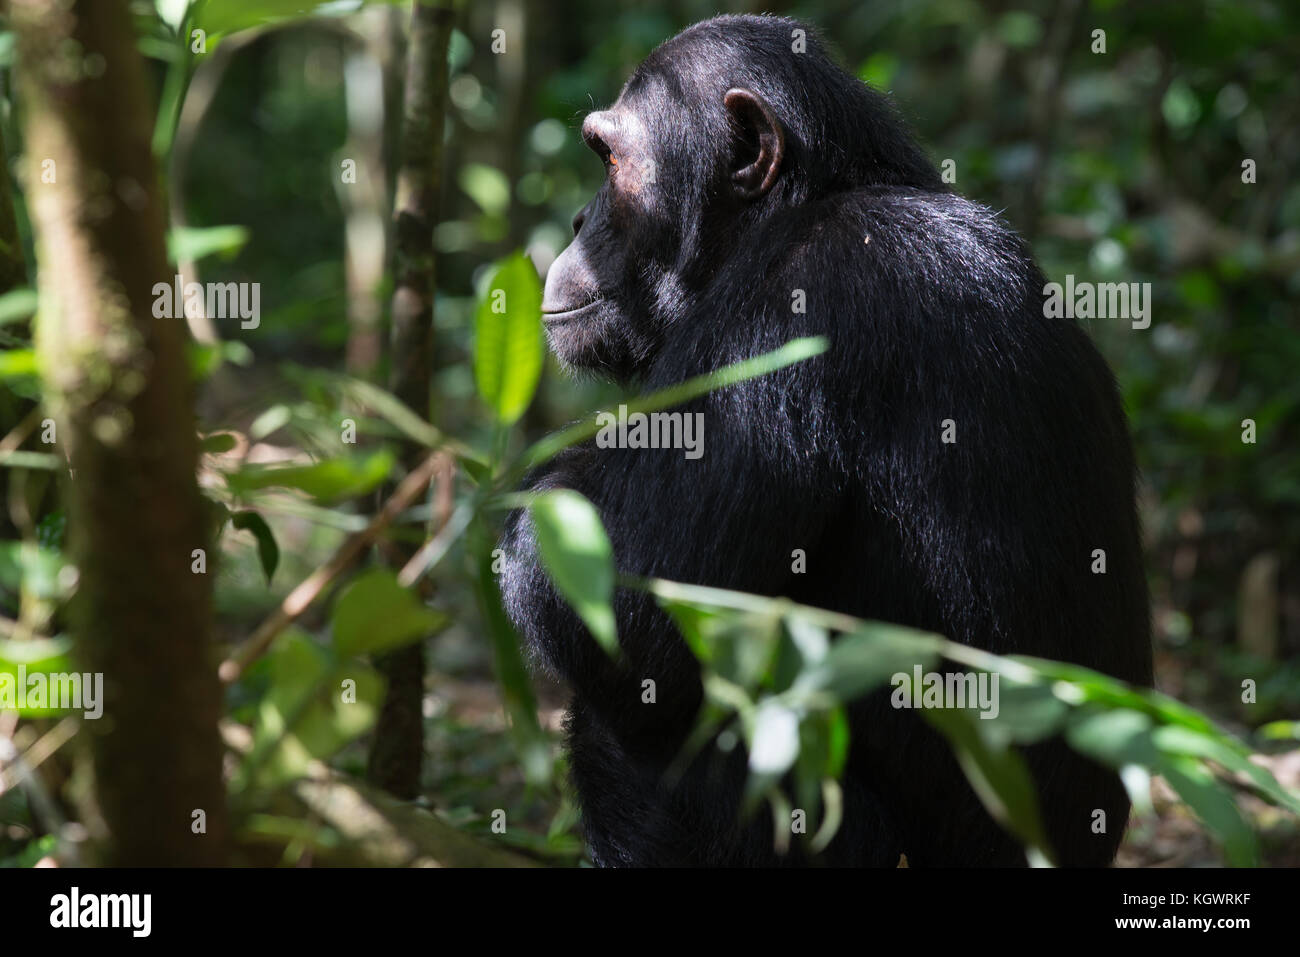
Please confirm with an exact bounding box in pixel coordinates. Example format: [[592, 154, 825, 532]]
[[225, 449, 394, 502], [332, 569, 446, 658], [528, 490, 617, 656], [167, 224, 250, 265], [473, 252, 544, 426], [237, 629, 384, 791]]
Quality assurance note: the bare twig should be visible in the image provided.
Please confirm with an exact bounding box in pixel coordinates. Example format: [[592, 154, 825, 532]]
[[218, 450, 444, 683]]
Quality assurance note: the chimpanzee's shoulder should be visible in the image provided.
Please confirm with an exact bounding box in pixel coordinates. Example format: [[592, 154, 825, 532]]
[[754, 187, 1040, 306]]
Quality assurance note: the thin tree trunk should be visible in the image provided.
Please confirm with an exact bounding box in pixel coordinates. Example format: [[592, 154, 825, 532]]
[[341, 10, 396, 381], [12, 0, 228, 864], [367, 0, 457, 799]]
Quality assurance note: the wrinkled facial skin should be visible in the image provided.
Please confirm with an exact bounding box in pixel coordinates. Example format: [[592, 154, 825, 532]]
[[541, 100, 673, 380], [543, 52, 792, 382]]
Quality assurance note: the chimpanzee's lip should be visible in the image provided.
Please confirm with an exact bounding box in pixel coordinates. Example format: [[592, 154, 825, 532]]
[[542, 299, 604, 323]]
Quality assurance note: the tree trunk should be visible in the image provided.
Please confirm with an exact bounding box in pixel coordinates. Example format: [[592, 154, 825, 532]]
[[12, 0, 228, 865], [367, 0, 457, 799]]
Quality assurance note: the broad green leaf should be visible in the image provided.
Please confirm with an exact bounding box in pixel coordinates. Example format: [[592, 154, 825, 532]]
[[803, 622, 941, 702], [230, 511, 280, 584], [983, 680, 1069, 743], [1152, 724, 1300, 815], [331, 569, 446, 658], [1019, 656, 1217, 734], [659, 600, 732, 666], [238, 629, 385, 791], [1159, 755, 1258, 867], [1065, 708, 1160, 766], [473, 252, 543, 426], [225, 449, 394, 502], [528, 490, 617, 656], [662, 600, 782, 690], [925, 705, 1053, 862]]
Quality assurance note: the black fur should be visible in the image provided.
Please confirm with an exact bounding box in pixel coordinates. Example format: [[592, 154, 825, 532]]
[[502, 15, 1151, 867]]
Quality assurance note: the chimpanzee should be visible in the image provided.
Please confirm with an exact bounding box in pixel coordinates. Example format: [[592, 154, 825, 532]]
[[501, 14, 1151, 867]]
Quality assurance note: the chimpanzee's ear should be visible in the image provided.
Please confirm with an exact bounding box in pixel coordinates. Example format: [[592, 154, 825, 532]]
[[724, 88, 784, 200]]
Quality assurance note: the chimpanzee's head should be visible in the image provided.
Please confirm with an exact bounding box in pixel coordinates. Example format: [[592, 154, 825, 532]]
[[540, 14, 941, 381]]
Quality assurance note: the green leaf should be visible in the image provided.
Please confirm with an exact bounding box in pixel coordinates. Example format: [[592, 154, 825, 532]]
[[1258, 720, 1300, 741], [197, 0, 399, 38], [0, 349, 38, 381], [1159, 755, 1258, 867], [984, 680, 1069, 744], [230, 511, 280, 584], [1152, 724, 1300, 816], [0, 638, 76, 716], [1065, 708, 1161, 766], [0, 289, 37, 327], [459, 163, 511, 215], [519, 336, 830, 472], [473, 252, 544, 426], [461, 457, 492, 486], [331, 569, 446, 658], [237, 629, 384, 791], [225, 449, 395, 502], [924, 705, 1053, 862], [803, 622, 941, 702], [167, 224, 250, 265], [528, 490, 617, 656], [661, 598, 783, 690], [660, 600, 731, 665], [200, 432, 238, 453]]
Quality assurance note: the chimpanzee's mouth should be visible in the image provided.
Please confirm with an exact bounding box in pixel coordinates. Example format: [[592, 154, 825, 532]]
[[542, 299, 604, 323]]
